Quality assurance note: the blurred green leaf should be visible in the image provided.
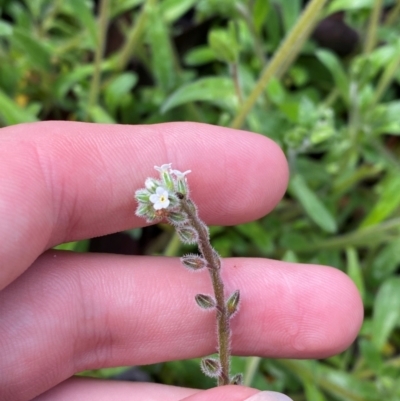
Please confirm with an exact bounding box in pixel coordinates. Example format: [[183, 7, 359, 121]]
[[147, 5, 177, 92], [361, 173, 400, 227], [208, 28, 239, 63], [0, 90, 38, 125], [316, 49, 349, 105], [289, 174, 337, 233], [252, 0, 271, 34], [280, 0, 301, 34], [88, 105, 116, 123], [11, 27, 51, 71], [346, 246, 366, 301], [68, 0, 97, 47], [370, 239, 400, 282], [372, 277, 400, 350], [161, 77, 237, 113], [0, 20, 12, 36], [104, 72, 137, 114], [184, 46, 216, 66], [326, 0, 373, 15], [160, 0, 197, 23]]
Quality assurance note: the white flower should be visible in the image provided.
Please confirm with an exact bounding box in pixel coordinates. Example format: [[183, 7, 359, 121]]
[[149, 186, 170, 210], [171, 169, 191, 179], [154, 163, 172, 173]]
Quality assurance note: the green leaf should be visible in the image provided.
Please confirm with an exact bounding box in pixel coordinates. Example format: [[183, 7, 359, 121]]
[[161, 77, 237, 113], [0, 90, 38, 125], [316, 49, 349, 105], [361, 173, 400, 227], [11, 27, 51, 71], [281, 0, 301, 34], [345, 246, 366, 302], [289, 174, 337, 233], [87, 105, 116, 124], [252, 0, 271, 34], [159, 0, 197, 23], [226, 290, 240, 317], [68, 0, 98, 47], [0, 20, 12, 36], [372, 277, 400, 350], [147, 5, 177, 92], [370, 239, 400, 282], [326, 0, 373, 15], [104, 73, 137, 114], [208, 28, 238, 63], [184, 46, 216, 66]]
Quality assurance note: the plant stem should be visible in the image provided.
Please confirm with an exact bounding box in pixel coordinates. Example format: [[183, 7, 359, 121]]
[[363, 0, 383, 54], [180, 198, 231, 386], [116, 0, 156, 71], [87, 0, 110, 119], [385, 0, 400, 27], [230, 0, 327, 129]]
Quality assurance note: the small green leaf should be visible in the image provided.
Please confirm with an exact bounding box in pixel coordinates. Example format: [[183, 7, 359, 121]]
[[361, 173, 400, 227], [104, 73, 137, 114], [252, 0, 270, 34], [345, 247, 366, 302], [161, 77, 237, 113], [289, 174, 337, 233], [0, 21, 12, 36], [159, 0, 197, 23], [11, 27, 51, 71], [0, 90, 38, 125], [195, 294, 216, 310], [87, 105, 116, 124], [208, 29, 238, 63], [226, 290, 240, 317], [184, 46, 216, 66], [372, 277, 400, 350], [147, 5, 177, 92], [68, 0, 98, 47], [316, 49, 349, 105]]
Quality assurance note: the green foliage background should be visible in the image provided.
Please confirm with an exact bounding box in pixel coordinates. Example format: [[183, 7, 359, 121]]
[[1, 0, 400, 399]]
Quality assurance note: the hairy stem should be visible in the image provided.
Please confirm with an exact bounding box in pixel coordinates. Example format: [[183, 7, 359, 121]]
[[180, 197, 231, 385]]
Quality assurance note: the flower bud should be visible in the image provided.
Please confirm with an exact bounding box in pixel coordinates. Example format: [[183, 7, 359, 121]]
[[167, 211, 188, 226], [195, 294, 216, 310], [135, 203, 157, 222], [226, 290, 240, 317], [230, 373, 243, 385], [200, 357, 221, 378], [181, 254, 207, 271], [176, 226, 198, 244], [135, 188, 151, 203], [145, 178, 160, 191]]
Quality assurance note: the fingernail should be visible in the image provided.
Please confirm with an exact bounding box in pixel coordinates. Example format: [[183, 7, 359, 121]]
[[244, 391, 293, 401]]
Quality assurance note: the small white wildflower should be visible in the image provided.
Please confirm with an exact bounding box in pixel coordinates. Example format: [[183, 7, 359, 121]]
[[149, 186, 170, 210], [171, 169, 191, 179], [154, 163, 172, 173]]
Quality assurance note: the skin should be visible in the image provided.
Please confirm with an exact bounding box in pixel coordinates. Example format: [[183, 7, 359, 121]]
[[0, 121, 363, 401]]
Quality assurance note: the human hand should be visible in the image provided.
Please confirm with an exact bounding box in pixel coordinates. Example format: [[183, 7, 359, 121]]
[[0, 121, 363, 401]]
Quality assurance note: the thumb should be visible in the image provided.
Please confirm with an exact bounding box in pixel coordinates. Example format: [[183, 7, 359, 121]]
[[180, 386, 293, 401]]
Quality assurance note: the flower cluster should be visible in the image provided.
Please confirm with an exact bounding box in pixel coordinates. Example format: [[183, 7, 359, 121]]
[[134, 163, 241, 386], [135, 163, 192, 226]]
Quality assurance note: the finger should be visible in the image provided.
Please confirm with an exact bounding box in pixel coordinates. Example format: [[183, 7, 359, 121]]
[[0, 121, 288, 290], [180, 386, 292, 401], [1, 252, 363, 400], [33, 377, 287, 401], [33, 377, 198, 401]]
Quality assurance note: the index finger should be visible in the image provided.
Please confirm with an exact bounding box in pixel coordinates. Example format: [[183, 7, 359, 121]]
[[0, 121, 288, 290]]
